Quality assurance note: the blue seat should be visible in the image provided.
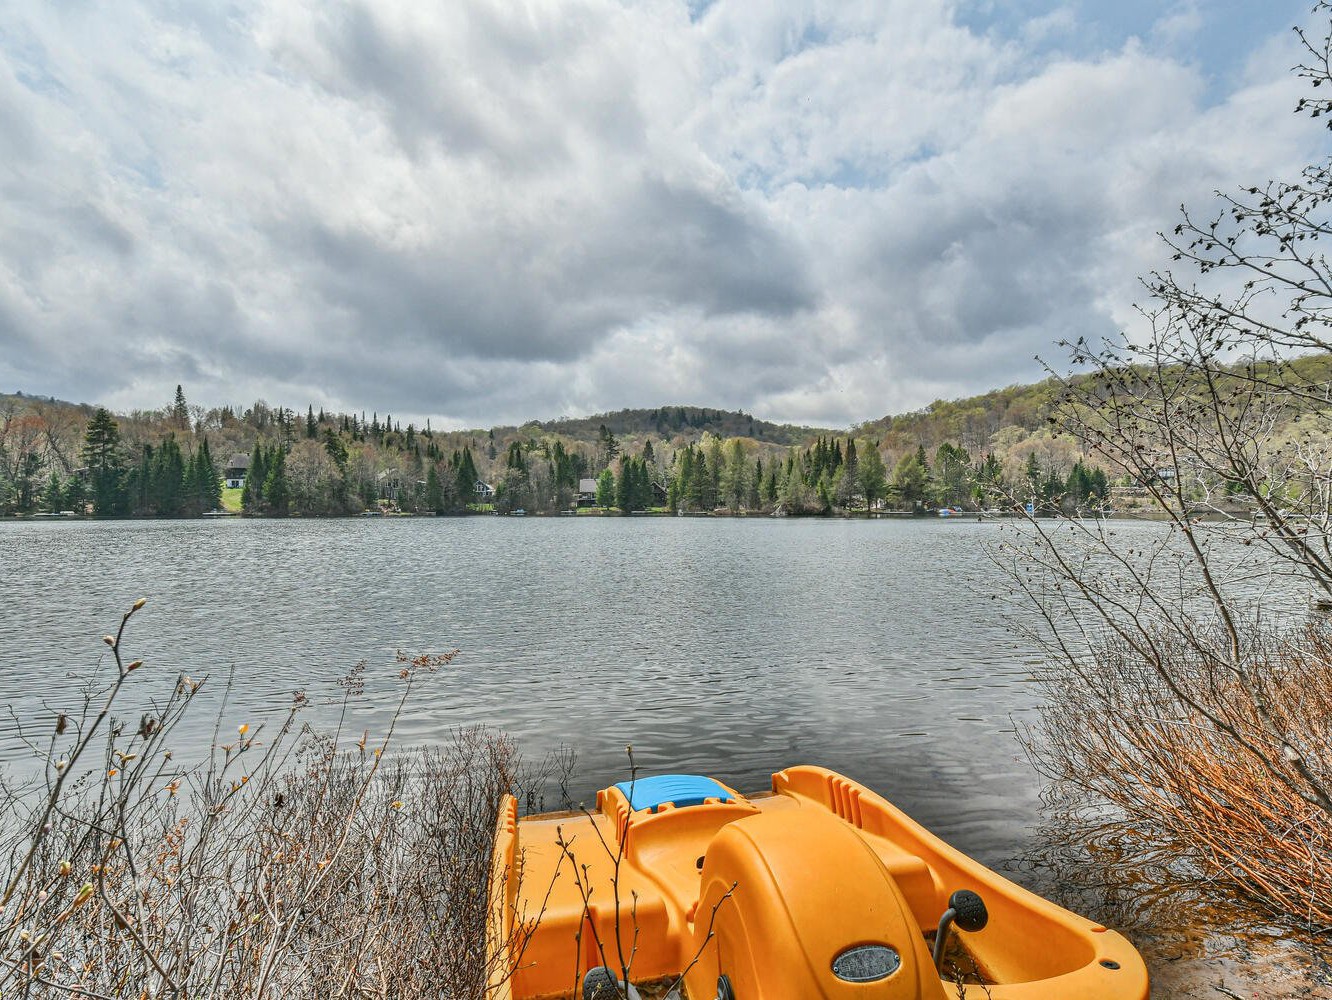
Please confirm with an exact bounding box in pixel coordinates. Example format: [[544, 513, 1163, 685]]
[[614, 774, 736, 813]]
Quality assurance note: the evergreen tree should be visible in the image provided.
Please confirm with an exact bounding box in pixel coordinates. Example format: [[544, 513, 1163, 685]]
[[191, 438, 221, 512], [675, 446, 695, 510], [44, 471, 62, 513], [243, 442, 268, 512], [972, 452, 1003, 507], [721, 439, 749, 511], [836, 439, 859, 508], [704, 438, 723, 508], [892, 451, 929, 509], [933, 443, 972, 508], [152, 435, 186, 515], [615, 457, 632, 511], [858, 447, 888, 511], [81, 408, 128, 516], [130, 443, 153, 514], [425, 464, 444, 514], [688, 452, 709, 510], [1041, 466, 1064, 513], [264, 447, 289, 516], [779, 458, 812, 511], [597, 424, 619, 470], [306, 406, 317, 439], [455, 447, 479, 506], [184, 447, 204, 514], [596, 468, 615, 508], [322, 427, 348, 472], [636, 458, 654, 510], [64, 473, 87, 515], [506, 441, 527, 474], [171, 385, 189, 429]]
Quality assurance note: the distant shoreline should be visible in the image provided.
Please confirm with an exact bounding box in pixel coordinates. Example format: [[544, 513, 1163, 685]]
[[1, 509, 1189, 523]]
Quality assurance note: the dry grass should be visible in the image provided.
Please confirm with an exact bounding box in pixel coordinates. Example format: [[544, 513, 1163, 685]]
[[0, 601, 559, 999], [1024, 620, 1332, 930]]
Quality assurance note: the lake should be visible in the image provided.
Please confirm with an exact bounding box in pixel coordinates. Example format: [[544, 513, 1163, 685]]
[[0, 515, 1164, 870]]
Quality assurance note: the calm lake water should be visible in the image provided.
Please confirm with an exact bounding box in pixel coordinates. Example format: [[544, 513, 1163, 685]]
[[0, 516, 1173, 870]]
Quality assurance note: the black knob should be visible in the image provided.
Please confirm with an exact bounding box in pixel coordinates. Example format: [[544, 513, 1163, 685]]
[[948, 890, 988, 932]]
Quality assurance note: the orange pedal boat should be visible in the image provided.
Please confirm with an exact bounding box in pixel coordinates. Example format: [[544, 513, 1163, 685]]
[[488, 765, 1148, 999]]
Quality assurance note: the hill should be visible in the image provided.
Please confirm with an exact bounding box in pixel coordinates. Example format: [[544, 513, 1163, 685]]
[[509, 405, 833, 447]]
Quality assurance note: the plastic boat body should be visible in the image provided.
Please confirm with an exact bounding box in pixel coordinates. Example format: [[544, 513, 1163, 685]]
[[488, 765, 1149, 999]]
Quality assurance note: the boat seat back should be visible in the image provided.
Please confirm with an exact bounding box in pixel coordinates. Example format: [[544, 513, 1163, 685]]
[[686, 810, 948, 1000]]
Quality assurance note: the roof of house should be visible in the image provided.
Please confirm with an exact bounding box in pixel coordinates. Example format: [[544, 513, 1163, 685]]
[[578, 478, 598, 492], [226, 453, 250, 470]]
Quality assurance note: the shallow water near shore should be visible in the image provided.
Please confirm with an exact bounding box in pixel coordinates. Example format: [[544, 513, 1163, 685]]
[[0, 515, 1327, 994]]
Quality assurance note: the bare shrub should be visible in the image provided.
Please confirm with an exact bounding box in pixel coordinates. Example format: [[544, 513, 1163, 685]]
[[995, 4, 1332, 936], [0, 601, 538, 999], [1021, 618, 1332, 928]]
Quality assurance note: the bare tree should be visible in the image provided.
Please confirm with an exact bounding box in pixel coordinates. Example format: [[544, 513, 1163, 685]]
[[1002, 4, 1332, 930]]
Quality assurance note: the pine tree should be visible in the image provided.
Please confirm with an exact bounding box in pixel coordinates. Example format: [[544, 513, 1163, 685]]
[[615, 458, 631, 511], [858, 447, 888, 511], [171, 385, 189, 430], [721, 439, 748, 511], [891, 451, 928, 509], [152, 435, 186, 515], [264, 447, 289, 516], [425, 464, 443, 514], [44, 472, 62, 513], [243, 442, 267, 513], [837, 439, 860, 509], [455, 447, 479, 506], [81, 408, 127, 516], [197, 437, 221, 511]]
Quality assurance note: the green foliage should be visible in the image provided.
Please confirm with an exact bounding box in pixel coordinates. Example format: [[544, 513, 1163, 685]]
[[891, 451, 928, 509], [933, 442, 971, 508], [264, 447, 289, 516], [857, 447, 887, 510], [425, 465, 443, 514], [596, 468, 615, 508]]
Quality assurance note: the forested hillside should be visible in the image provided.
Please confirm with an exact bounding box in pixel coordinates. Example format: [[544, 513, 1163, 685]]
[[8, 355, 1324, 518], [525, 406, 826, 447]]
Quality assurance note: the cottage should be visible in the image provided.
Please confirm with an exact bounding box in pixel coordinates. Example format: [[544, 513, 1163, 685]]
[[224, 454, 249, 490], [577, 478, 598, 506], [377, 469, 402, 501], [474, 481, 495, 500]]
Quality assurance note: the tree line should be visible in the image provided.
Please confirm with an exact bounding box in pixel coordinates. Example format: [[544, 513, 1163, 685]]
[[1, 388, 1111, 519], [514, 431, 1111, 516]]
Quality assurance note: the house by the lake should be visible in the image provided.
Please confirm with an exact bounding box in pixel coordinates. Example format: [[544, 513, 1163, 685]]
[[224, 454, 249, 489]]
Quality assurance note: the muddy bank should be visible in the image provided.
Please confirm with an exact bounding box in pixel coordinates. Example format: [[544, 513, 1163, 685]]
[[1141, 930, 1331, 999]]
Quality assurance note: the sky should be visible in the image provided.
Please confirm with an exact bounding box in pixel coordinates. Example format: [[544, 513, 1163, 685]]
[[0, 0, 1327, 430]]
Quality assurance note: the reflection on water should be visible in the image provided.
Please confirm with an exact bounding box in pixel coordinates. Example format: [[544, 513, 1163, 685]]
[[0, 516, 1173, 868]]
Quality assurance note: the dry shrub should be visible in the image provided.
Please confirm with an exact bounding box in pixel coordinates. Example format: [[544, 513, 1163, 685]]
[[0, 602, 562, 999], [1026, 619, 1332, 930]]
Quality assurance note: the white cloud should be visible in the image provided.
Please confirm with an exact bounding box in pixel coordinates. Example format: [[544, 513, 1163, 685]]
[[0, 0, 1325, 428]]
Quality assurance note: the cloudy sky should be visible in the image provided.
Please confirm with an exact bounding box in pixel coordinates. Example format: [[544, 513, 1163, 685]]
[[1, 1, 1327, 429]]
